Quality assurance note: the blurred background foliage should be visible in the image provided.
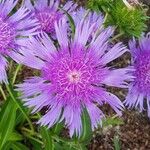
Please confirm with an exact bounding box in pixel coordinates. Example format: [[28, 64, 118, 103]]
[[86, 0, 149, 38]]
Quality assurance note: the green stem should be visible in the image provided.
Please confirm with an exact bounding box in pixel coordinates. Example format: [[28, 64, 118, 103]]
[[21, 127, 40, 137], [12, 64, 22, 84], [0, 85, 6, 100], [8, 60, 13, 75], [110, 32, 124, 42], [23, 132, 43, 145], [5, 83, 34, 133], [103, 13, 108, 24]]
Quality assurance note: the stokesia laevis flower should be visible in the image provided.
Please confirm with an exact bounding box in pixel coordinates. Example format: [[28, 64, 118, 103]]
[[24, 0, 76, 36], [124, 33, 150, 118], [0, 0, 39, 83], [16, 16, 132, 137]]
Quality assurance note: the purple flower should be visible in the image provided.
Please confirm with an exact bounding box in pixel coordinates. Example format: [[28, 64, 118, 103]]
[[0, 0, 39, 83], [124, 33, 150, 118], [72, 7, 104, 31], [16, 16, 132, 137], [24, 0, 76, 35]]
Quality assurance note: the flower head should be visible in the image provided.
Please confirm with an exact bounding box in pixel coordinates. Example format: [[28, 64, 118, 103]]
[[25, 0, 76, 35], [17, 15, 131, 137], [124, 34, 150, 117], [0, 0, 39, 83]]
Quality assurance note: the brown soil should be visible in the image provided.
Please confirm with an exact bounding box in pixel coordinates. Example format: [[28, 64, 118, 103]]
[[88, 110, 150, 150]]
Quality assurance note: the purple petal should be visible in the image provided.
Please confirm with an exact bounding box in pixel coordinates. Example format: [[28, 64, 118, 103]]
[[100, 42, 128, 64], [0, 55, 8, 83]]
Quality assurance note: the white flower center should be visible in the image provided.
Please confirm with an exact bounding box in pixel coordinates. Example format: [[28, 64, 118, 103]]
[[67, 70, 81, 83]]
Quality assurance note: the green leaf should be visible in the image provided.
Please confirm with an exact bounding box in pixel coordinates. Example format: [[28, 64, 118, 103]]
[[8, 132, 23, 141], [29, 139, 42, 150], [102, 116, 124, 127], [15, 110, 26, 125], [2, 142, 11, 150], [63, 144, 77, 150], [6, 83, 34, 132], [61, 8, 75, 37], [53, 122, 64, 135], [40, 127, 54, 150], [78, 144, 88, 150], [80, 108, 92, 144], [54, 143, 64, 150], [11, 142, 29, 150], [0, 100, 17, 149], [113, 135, 121, 150]]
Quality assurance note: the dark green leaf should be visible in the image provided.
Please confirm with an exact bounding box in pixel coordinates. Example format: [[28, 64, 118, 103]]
[[0, 100, 17, 149], [53, 122, 64, 135], [8, 132, 23, 141], [2, 142, 11, 150], [29, 139, 42, 150], [6, 83, 34, 132], [80, 108, 92, 144], [15, 110, 26, 125], [54, 143, 64, 150], [40, 127, 54, 150], [11, 142, 29, 150]]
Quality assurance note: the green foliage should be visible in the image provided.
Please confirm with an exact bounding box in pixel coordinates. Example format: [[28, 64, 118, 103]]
[[0, 98, 93, 150], [106, 0, 148, 37], [86, 0, 113, 12], [87, 0, 148, 38], [80, 108, 93, 144], [0, 100, 17, 149], [113, 135, 121, 150], [102, 116, 124, 127], [40, 127, 54, 150]]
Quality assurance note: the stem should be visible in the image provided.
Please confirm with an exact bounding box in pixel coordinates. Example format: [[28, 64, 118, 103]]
[[6, 83, 34, 133], [103, 13, 108, 24], [12, 64, 22, 84], [8, 60, 13, 75], [110, 32, 124, 42], [21, 127, 41, 138], [0, 85, 6, 100], [23, 132, 43, 145]]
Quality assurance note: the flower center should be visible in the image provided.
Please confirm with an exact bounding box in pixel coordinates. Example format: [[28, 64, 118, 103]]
[[67, 70, 81, 83], [135, 52, 150, 93], [0, 18, 15, 53], [36, 10, 62, 33]]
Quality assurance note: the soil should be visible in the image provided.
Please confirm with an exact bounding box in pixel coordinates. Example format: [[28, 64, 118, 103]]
[[88, 110, 150, 150]]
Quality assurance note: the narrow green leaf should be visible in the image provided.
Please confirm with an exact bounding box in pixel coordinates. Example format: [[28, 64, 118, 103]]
[[0, 100, 17, 149], [80, 108, 92, 144], [78, 144, 88, 150], [61, 8, 75, 36], [29, 139, 42, 150], [6, 83, 34, 132], [8, 132, 23, 141], [54, 143, 64, 150], [15, 110, 26, 125], [2, 142, 11, 150], [40, 127, 54, 150], [11, 142, 29, 150], [53, 122, 64, 135], [63, 144, 77, 150], [113, 135, 121, 150]]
